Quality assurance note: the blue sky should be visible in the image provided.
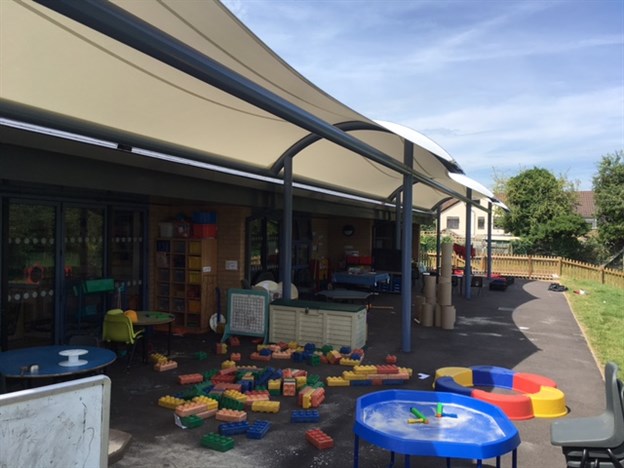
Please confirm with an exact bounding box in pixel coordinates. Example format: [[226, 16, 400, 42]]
[[222, 0, 623, 192]]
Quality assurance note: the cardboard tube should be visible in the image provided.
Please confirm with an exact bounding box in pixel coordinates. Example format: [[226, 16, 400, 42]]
[[441, 305, 456, 330], [437, 282, 452, 306], [421, 303, 434, 327], [435, 304, 442, 327], [424, 275, 437, 301]]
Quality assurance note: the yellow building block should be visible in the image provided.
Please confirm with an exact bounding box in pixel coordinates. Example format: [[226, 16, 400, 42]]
[[251, 400, 280, 413], [158, 395, 185, 410], [193, 396, 219, 411], [223, 389, 247, 404], [295, 375, 308, 389], [434, 367, 473, 388], [354, 365, 377, 375], [221, 360, 236, 369], [339, 358, 360, 367], [326, 376, 350, 387]]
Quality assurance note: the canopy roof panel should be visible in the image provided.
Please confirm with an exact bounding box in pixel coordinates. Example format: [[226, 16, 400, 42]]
[[1, 0, 491, 210]]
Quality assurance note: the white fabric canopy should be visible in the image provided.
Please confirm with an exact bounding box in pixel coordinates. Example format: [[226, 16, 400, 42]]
[[0, 0, 489, 210]]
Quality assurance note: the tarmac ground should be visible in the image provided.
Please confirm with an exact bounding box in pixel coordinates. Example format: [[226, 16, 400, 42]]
[[104, 278, 606, 468]]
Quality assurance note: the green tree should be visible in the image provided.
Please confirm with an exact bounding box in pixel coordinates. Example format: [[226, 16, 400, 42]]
[[593, 151, 624, 257], [500, 167, 588, 257]]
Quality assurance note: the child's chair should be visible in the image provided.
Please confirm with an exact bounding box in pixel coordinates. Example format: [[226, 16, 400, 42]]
[[102, 309, 143, 370]]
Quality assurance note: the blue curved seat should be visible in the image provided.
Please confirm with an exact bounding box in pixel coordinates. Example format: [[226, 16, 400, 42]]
[[435, 376, 473, 396]]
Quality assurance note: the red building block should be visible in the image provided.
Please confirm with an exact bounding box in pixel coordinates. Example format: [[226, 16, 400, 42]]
[[305, 428, 334, 450], [228, 336, 240, 347], [230, 353, 241, 362], [250, 352, 271, 362], [385, 354, 397, 364], [376, 364, 399, 374]]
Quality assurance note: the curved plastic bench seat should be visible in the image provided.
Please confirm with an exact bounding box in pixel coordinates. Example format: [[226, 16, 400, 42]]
[[530, 386, 567, 418], [514, 372, 558, 393], [472, 389, 534, 421], [434, 365, 568, 421], [434, 376, 474, 396], [434, 367, 473, 387], [472, 365, 515, 389]]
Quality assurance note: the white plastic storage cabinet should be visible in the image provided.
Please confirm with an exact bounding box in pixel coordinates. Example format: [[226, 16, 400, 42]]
[[269, 299, 367, 349]]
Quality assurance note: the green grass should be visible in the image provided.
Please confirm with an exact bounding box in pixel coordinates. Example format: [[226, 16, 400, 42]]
[[562, 276, 624, 372]]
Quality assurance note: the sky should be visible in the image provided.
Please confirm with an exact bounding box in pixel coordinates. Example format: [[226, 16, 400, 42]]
[[222, 0, 623, 192]]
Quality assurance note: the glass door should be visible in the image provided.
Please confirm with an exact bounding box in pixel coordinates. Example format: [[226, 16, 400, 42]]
[[63, 206, 106, 339], [109, 209, 145, 310], [5, 203, 57, 349]]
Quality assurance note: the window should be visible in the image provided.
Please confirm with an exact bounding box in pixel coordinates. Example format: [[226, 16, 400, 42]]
[[446, 217, 459, 230], [477, 217, 485, 230]]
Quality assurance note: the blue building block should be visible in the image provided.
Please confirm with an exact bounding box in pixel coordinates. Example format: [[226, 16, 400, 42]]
[[291, 409, 320, 423], [383, 379, 407, 385], [349, 353, 362, 360], [304, 343, 316, 352], [292, 352, 305, 363], [339, 346, 351, 355], [247, 420, 271, 439], [218, 421, 250, 436], [259, 348, 272, 356], [351, 380, 372, 386]]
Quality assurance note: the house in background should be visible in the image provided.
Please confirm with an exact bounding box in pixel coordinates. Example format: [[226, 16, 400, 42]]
[[575, 191, 597, 230], [438, 198, 517, 254]]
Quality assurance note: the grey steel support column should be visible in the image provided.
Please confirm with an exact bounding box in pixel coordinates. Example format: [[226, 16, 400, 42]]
[[487, 201, 493, 278], [436, 207, 442, 273], [395, 191, 402, 249], [281, 157, 293, 300], [464, 189, 473, 299], [401, 141, 414, 352]]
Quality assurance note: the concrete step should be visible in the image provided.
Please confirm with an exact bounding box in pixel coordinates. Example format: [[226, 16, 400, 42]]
[[108, 429, 132, 466]]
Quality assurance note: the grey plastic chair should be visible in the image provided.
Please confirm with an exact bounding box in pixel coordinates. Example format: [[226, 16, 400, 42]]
[[551, 362, 624, 468]]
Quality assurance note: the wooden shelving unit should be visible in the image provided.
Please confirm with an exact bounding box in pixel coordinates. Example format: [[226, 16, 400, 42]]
[[155, 238, 217, 331]]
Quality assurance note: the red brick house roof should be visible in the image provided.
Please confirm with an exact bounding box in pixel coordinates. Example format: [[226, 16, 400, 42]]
[[575, 191, 595, 218]]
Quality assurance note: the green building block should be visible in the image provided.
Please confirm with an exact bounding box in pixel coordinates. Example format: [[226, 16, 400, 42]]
[[180, 415, 204, 429], [220, 396, 245, 410], [195, 351, 208, 360], [200, 433, 234, 452]]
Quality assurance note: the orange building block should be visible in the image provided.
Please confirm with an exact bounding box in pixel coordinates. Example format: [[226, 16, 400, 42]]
[[306, 428, 334, 450], [215, 409, 247, 422], [178, 373, 204, 385]]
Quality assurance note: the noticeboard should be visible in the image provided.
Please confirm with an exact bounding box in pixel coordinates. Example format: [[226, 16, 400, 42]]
[[221, 288, 270, 343]]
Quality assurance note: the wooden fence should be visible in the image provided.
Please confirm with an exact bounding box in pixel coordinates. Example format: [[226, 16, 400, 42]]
[[421, 252, 624, 289]]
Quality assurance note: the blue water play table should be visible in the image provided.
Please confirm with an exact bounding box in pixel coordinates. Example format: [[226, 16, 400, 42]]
[[353, 389, 520, 467]]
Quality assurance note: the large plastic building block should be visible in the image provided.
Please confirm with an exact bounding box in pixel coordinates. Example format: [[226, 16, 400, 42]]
[[339, 358, 360, 367], [305, 428, 334, 450], [251, 400, 280, 413], [354, 365, 376, 375], [218, 421, 250, 436], [283, 378, 296, 396], [178, 373, 204, 385], [200, 433, 234, 452], [250, 352, 271, 362], [326, 376, 350, 387], [215, 343, 228, 355], [228, 336, 240, 347], [376, 364, 399, 374], [220, 397, 245, 411], [230, 352, 241, 362], [195, 351, 208, 360], [193, 396, 219, 411], [221, 360, 236, 369], [385, 354, 397, 364], [149, 352, 168, 364], [291, 409, 320, 423], [247, 420, 271, 439], [158, 395, 185, 410], [223, 389, 247, 403], [272, 350, 292, 360], [154, 360, 178, 372], [175, 401, 209, 417], [326, 350, 342, 364], [215, 409, 247, 422], [180, 414, 204, 428], [213, 382, 242, 391]]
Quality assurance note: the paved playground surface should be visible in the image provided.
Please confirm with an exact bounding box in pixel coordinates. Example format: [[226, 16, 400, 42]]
[[104, 279, 605, 468]]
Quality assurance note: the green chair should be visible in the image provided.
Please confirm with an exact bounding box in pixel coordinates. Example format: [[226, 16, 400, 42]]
[[102, 309, 144, 369]]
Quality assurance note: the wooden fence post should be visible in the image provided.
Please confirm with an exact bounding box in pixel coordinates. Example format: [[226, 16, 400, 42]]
[[528, 256, 533, 279], [558, 257, 563, 277], [600, 266, 605, 285]]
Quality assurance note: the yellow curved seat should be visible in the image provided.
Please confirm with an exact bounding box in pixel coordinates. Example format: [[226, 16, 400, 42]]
[[434, 367, 473, 388]]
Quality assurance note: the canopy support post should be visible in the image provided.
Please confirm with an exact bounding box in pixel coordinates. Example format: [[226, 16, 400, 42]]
[[281, 157, 293, 300], [401, 141, 413, 352], [464, 189, 473, 299], [487, 201, 493, 279]]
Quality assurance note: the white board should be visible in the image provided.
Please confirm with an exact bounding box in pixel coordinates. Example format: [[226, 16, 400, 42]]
[[0, 374, 111, 468]]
